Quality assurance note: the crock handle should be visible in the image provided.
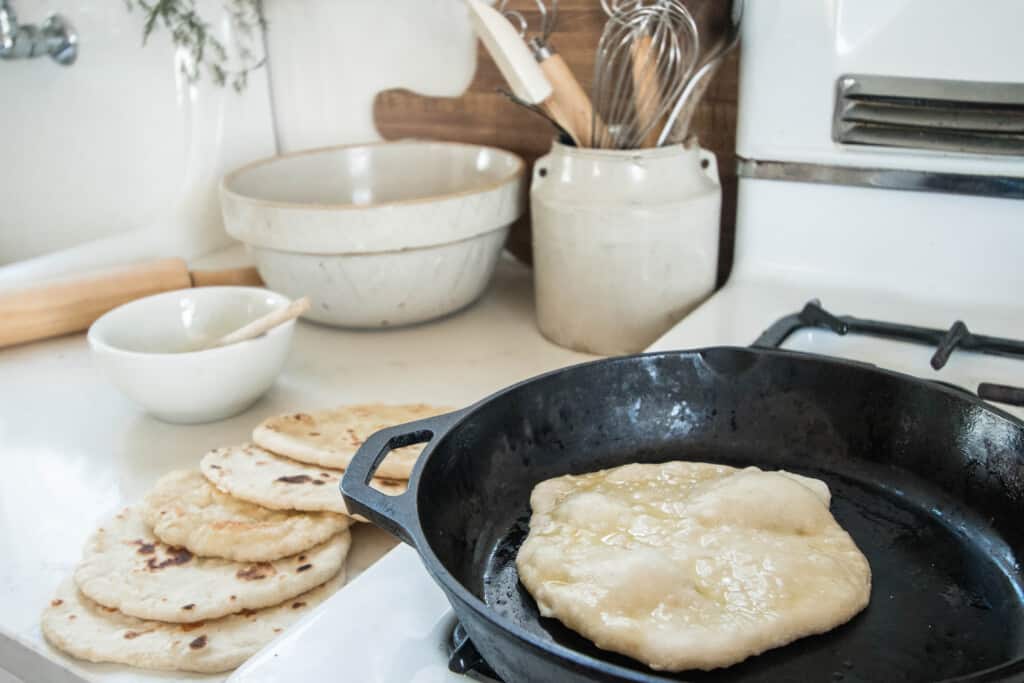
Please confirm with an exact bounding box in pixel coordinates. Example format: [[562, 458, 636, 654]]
[[340, 410, 463, 546], [698, 148, 720, 186]]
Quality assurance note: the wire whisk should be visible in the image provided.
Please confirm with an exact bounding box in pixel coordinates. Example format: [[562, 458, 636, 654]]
[[496, 0, 557, 54], [592, 0, 699, 149]]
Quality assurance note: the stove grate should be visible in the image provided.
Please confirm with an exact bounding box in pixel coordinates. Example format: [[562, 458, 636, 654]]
[[753, 300, 1024, 407]]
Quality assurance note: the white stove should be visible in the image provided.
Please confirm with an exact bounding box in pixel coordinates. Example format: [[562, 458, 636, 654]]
[[233, 1, 1024, 680]]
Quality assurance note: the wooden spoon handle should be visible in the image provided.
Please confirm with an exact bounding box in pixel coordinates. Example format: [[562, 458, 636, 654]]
[[538, 52, 595, 147], [631, 34, 664, 148], [205, 296, 311, 350]]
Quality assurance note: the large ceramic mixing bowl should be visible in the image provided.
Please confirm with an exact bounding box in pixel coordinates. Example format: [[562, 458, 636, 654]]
[[220, 141, 525, 328]]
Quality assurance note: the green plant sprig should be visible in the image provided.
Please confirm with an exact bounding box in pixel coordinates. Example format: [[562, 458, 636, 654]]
[[125, 0, 267, 92]]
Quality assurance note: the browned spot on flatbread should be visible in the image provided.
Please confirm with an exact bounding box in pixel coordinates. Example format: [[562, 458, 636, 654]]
[[129, 540, 156, 555], [189, 635, 207, 650], [50, 599, 63, 607], [345, 428, 362, 447], [309, 431, 321, 436], [237, 563, 276, 581], [319, 472, 332, 479], [291, 413, 314, 424], [273, 627, 282, 633], [230, 595, 237, 601], [238, 608, 258, 617], [182, 604, 195, 611], [68, 615, 76, 620], [146, 547, 193, 570], [276, 474, 313, 484], [291, 601, 306, 609], [312, 479, 326, 486], [297, 563, 313, 572], [208, 464, 221, 470], [101, 606, 117, 613], [181, 621, 206, 632], [123, 630, 148, 640], [297, 555, 307, 562]]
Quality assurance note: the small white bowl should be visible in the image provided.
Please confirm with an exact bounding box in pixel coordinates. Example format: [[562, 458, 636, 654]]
[[220, 141, 525, 328], [88, 287, 296, 424]]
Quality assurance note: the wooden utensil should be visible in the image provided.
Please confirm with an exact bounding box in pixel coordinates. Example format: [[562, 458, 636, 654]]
[[534, 43, 595, 147], [200, 296, 310, 350], [0, 258, 264, 349], [630, 34, 664, 148]]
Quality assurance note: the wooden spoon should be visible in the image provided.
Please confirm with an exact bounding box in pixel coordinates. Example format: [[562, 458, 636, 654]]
[[200, 297, 311, 351]]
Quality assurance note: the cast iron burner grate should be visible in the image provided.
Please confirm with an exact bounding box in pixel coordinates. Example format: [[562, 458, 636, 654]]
[[753, 300, 1024, 407], [446, 299, 1024, 679], [449, 621, 501, 681]]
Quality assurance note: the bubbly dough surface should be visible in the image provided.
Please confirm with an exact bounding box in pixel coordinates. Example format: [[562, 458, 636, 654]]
[[515, 462, 871, 672]]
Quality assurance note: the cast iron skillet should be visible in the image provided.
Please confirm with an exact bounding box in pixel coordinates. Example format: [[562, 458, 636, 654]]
[[341, 348, 1024, 683]]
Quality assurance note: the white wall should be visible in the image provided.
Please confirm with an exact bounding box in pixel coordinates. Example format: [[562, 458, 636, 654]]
[[0, 0, 275, 271], [263, 0, 478, 152], [0, 0, 479, 279]]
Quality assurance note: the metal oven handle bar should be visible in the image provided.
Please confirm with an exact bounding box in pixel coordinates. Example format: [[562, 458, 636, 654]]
[[737, 158, 1024, 201], [340, 410, 464, 545]]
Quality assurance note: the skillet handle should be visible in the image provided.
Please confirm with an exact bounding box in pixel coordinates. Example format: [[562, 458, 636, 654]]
[[340, 410, 463, 546]]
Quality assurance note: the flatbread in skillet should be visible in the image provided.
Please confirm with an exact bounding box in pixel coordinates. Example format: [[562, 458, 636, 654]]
[[252, 404, 450, 480], [516, 462, 871, 672], [73, 506, 349, 623], [43, 571, 346, 673], [200, 443, 406, 519], [142, 469, 352, 563]]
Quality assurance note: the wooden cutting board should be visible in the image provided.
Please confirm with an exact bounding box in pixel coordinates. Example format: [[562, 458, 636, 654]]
[[373, 0, 738, 283]]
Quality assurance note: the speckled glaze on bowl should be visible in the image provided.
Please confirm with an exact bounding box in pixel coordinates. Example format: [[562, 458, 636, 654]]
[[220, 141, 525, 327]]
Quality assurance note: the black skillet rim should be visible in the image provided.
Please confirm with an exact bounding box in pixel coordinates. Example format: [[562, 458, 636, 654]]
[[406, 346, 1024, 682]]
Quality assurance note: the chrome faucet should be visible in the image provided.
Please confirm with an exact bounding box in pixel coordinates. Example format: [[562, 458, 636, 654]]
[[0, 0, 77, 65]]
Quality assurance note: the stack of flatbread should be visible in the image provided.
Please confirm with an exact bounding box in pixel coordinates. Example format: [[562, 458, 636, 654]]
[[42, 403, 448, 674]]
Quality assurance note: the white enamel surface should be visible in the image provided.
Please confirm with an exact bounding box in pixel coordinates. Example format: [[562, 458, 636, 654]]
[[0, 0, 276, 268], [88, 287, 296, 424], [253, 227, 509, 327], [737, 0, 1024, 175], [0, 248, 590, 683], [731, 179, 1024, 309], [531, 143, 722, 355], [262, 0, 477, 151]]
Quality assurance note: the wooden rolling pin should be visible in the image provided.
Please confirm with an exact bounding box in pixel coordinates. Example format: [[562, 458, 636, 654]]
[[0, 258, 264, 349]]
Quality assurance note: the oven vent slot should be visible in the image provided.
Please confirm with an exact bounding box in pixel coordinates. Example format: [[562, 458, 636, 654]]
[[833, 75, 1024, 156]]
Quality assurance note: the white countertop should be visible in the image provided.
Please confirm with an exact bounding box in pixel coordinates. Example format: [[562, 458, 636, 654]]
[[0, 250, 591, 683]]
